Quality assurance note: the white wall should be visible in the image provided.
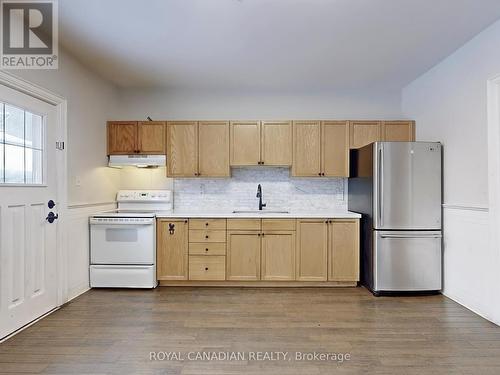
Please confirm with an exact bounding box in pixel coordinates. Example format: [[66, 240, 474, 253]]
[[402, 19, 500, 324], [9, 49, 120, 300], [115, 87, 403, 120]]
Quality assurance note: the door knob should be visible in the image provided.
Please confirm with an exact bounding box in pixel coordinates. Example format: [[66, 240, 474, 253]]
[[46, 212, 58, 223], [48, 200, 56, 209]]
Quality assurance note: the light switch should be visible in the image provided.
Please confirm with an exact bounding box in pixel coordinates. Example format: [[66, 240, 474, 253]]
[[75, 175, 81, 187]]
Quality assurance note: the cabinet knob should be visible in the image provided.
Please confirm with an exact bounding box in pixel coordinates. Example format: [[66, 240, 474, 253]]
[[205, 248, 209, 252], [205, 267, 209, 271], [184, 220, 188, 223], [258, 233, 261, 236], [318, 172, 321, 176], [205, 235, 209, 239], [205, 222, 209, 226]]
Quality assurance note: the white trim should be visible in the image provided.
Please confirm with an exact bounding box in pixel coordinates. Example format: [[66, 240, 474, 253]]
[[0, 71, 68, 306], [442, 204, 489, 212], [487, 75, 500, 320]]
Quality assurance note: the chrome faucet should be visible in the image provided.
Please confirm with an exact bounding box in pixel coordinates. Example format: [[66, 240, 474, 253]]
[[256, 184, 267, 211]]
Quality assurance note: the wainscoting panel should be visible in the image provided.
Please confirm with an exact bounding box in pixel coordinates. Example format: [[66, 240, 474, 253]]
[[65, 203, 116, 301]]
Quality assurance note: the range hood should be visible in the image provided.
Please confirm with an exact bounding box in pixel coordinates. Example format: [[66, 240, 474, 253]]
[[108, 155, 166, 168]]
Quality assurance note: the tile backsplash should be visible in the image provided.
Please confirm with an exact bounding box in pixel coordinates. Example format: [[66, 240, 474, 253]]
[[173, 167, 347, 211], [118, 167, 347, 211]]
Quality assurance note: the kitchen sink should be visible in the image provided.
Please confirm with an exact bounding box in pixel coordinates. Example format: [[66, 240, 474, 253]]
[[232, 210, 290, 214]]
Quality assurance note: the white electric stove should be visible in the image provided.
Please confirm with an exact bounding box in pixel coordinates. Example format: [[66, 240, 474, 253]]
[[89, 190, 172, 288]]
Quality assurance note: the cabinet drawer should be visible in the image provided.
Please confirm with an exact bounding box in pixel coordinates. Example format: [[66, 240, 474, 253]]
[[227, 219, 261, 231], [189, 219, 226, 230], [262, 219, 295, 231], [189, 230, 226, 243], [189, 242, 226, 256], [189, 256, 226, 280]]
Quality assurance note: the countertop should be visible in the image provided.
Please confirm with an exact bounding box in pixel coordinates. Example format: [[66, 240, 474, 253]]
[[154, 210, 361, 219]]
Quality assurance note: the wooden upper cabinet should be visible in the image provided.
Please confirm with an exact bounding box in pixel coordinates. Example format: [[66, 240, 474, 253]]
[[157, 219, 189, 280], [296, 219, 328, 281], [322, 121, 349, 177], [166, 121, 198, 177], [137, 121, 166, 154], [349, 121, 382, 149], [382, 121, 415, 142], [292, 121, 322, 177], [328, 220, 359, 282], [261, 121, 292, 166], [230, 121, 261, 166], [261, 231, 295, 281], [107, 121, 138, 155], [198, 121, 230, 177], [226, 231, 261, 281]]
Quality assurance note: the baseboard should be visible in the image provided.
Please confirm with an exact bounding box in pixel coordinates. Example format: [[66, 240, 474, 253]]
[[159, 281, 358, 287]]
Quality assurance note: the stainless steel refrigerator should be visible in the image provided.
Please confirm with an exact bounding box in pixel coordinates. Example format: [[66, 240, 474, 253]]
[[349, 142, 442, 295]]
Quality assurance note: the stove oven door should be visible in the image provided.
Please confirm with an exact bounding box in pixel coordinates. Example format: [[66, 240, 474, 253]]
[[90, 217, 155, 265]]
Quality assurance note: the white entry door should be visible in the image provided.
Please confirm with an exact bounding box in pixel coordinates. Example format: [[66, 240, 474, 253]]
[[0, 83, 60, 339]]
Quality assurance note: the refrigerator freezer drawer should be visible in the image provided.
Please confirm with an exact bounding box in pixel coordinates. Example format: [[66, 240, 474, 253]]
[[374, 231, 442, 292]]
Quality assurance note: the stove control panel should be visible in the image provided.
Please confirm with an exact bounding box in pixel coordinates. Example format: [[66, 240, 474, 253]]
[[116, 190, 172, 202]]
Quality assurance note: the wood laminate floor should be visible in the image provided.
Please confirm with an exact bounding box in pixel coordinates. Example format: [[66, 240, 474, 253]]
[[1, 287, 499, 374]]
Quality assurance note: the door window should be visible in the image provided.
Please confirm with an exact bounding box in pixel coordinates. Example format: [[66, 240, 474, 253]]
[[0, 102, 44, 184]]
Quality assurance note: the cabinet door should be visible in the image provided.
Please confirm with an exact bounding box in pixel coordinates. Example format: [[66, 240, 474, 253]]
[[292, 121, 321, 177], [328, 220, 360, 281], [226, 231, 261, 280], [381, 121, 415, 142], [261, 231, 295, 281], [138, 121, 166, 154], [261, 121, 292, 166], [157, 219, 188, 280], [296, 220, 328, 281], [349, 121, 382, 149], [321, 121, 349, 177], [198, 121, 230, 177], [230, 121, 261, 166], [166, 121, 198, 177], [107, 121, 137, 155]]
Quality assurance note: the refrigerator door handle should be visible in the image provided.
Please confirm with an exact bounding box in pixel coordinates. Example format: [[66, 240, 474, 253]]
[[380, 234, 443, 239], [378, 145, 384, 227]]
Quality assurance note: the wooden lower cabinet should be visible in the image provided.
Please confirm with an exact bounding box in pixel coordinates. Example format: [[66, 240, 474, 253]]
[[226, 231, 261, 280], [157, 219, 189, 280], [296, 220, 328, 281], [328, 220, 360, 281], [157, 218, 359, 285], [261, 231, 295, 281]]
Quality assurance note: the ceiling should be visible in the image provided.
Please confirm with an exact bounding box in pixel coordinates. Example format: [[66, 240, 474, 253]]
[[59, 0, 500, 91]]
